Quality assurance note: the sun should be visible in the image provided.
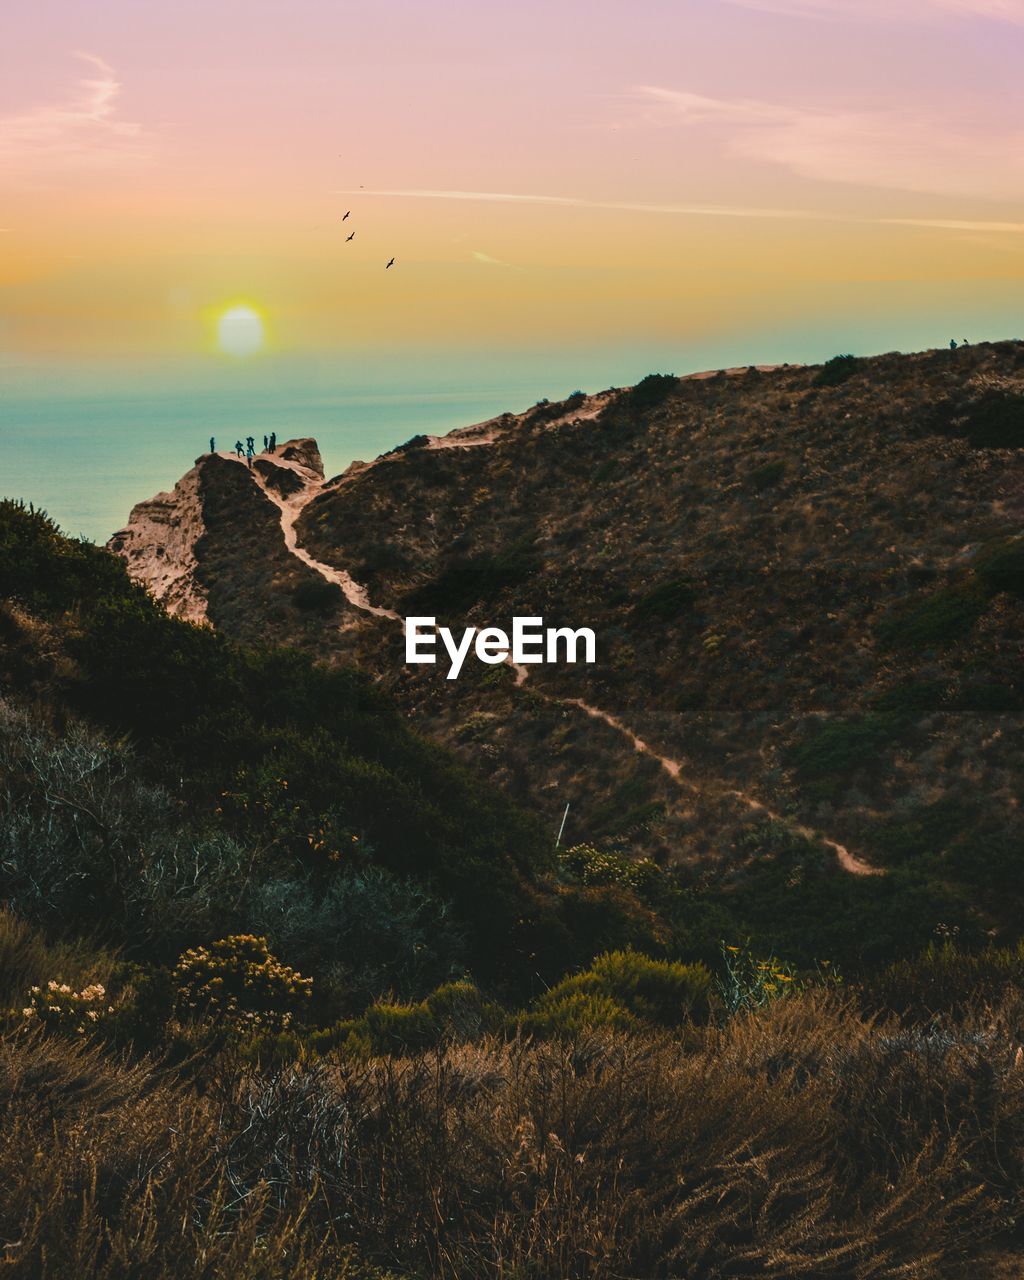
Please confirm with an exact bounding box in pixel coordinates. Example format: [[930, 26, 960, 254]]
[[217, 305, 264, 357]]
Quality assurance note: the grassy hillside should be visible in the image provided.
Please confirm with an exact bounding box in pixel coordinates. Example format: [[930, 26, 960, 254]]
[[5, 344, 1024, 1276], [1, 498, 664, 998], [281, 343, 1024, 962]]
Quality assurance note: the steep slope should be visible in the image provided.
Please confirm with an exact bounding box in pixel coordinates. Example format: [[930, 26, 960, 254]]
[[109, 344, 1024, 935]]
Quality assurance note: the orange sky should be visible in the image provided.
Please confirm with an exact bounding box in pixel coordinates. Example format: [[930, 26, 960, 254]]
[[3, 0, 1024, 364]]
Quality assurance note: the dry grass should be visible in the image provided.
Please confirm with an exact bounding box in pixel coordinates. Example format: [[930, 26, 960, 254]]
[[5, 989, 1024, 1278]]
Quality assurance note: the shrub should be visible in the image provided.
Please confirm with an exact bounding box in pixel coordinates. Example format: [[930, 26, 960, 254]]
[[812, 354, 859, 387], [21, 979, 113, 1037], [558, 843, 661, 894], [247, 868, 465, 1012], [623, 372, 677, 411], [519, 989, 639, 1037], [876, 586, 987, 650], [0, 909, 114, 1009], [174, 934, 312, 1035], [291, 578, 344, 613], [975, 536, 1024, 598], [865, 797, 975, 866], [0, 499, 129, 615], [310, 980, 500, 1057], [402, 536, 539, 613], [745, 459, 786, 490], [790, 712, 902, 780], [928, 387, 1024, 448], [631, 577, 697, 623], [865, 940, 1024, 1019], [524, 949, 716, 1036]]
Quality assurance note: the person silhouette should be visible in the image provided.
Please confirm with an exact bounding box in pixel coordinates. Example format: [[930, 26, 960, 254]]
[[950, 339, 958, 350], [209, 436, 216, 453], [269, 431, 277, 451], [246, 441, 255, 468], [235, 440, 244, 457], [246, 435, 255, 453], [962, 338, 970, 347], [263, 434, 269, 450]]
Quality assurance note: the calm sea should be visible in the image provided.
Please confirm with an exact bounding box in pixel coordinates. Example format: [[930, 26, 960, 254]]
[[0, 354, 604, 544]]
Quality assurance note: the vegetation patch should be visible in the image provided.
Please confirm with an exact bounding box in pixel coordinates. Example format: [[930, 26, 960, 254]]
[[744, 459, 787, 490], [790, 712, 903, 780], [402, 536, 540, 614], [876, 585, 987, 650], [812, 354, 860, 386], [631, 577, 698, 623], [933, 388, 1024, 448], [292, 578, 344, 613], [622, 372, 677, 412]]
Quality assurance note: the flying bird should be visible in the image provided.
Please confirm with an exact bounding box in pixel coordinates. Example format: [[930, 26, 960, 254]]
[[346, 231, 355, 241], [386, 257, 395, 269], [342, 210, 351, 221]]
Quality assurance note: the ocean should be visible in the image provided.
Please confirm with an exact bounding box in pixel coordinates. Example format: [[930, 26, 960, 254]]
[[0, 354, 598, 544]]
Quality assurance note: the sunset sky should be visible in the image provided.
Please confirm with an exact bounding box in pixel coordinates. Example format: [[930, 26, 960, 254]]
[[3, 0, 1024, 538]]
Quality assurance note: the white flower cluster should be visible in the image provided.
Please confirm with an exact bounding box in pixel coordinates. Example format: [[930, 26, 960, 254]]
[[23, 980, 114, 1034]]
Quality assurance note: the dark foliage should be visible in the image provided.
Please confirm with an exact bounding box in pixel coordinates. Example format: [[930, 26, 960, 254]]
[[812, 354, 860, 387]]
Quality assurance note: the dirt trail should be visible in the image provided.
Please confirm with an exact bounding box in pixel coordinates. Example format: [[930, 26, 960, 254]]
[[245, 455, 400, 621], [239, 449, 880, 878], [563, 696, 881, 877]]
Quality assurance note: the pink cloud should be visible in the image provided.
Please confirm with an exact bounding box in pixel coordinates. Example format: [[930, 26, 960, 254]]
[[637, 86, 1024, 199], [723, 0, 1024, 22], [0, 52, 150, 181]]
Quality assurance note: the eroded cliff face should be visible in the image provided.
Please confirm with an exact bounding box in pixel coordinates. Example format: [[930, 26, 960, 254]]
[[108, 463, 211, 624], [108, 439, 366, 652]]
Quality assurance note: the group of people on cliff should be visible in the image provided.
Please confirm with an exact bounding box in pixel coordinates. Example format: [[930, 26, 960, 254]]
[[207, 433, 277, 467]]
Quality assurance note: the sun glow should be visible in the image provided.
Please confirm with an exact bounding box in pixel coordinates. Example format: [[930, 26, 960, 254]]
[[217, 305, 265, 357]]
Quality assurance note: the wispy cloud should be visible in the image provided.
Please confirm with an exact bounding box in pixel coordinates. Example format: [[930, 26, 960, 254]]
[[471, 249, 524, 270], [336, 185, 1024, 235], [637, 86, 1024, 199], [0, 52, 150, 180], [723, 0, 1024, 22], [335, 187, 814, 220]]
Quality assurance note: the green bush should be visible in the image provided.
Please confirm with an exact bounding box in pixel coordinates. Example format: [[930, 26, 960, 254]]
[[812, 354, 859, 387], [0, 500, 129, 615], [974, 537, 1024, 598], [744, 459, 786, 490], [623, 373, 677, 412], [865, 797, 975, 866], [519, 990, 639, 1037], [523, 949, 716, 1038], [790, 712, 902, 780], [310, 980, 500, 1057], [632, 578, 698, 623], [928, 387, 1024, 448], [876, 586, 987, 650], [291, 578, 344, 613]]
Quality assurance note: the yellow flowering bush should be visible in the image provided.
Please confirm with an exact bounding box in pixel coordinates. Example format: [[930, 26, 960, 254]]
[[174, 934, 312, 1035], [22, 980, 113, 1035], [559, 843, 661, 893]]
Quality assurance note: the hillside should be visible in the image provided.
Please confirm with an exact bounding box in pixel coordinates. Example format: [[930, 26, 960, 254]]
[[4, 354, 1024, 1277], [110, 341, 1024, 963]]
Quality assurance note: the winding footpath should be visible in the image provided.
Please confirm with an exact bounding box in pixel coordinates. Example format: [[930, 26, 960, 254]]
[[237, 449, 881, 878]]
